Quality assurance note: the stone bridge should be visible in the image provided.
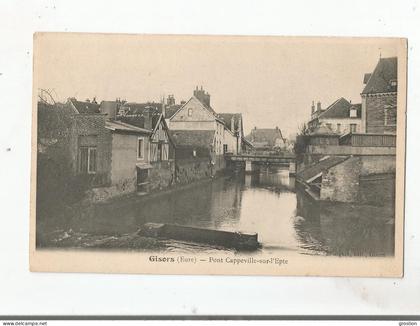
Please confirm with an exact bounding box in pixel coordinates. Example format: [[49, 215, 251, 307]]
[[225, 153, 296, 174]]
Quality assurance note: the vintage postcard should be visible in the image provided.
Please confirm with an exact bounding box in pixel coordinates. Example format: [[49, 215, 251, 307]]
[[30, 33, 406, 276]]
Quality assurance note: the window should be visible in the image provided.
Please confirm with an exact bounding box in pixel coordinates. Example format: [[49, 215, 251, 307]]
[[137, 138, 144, 159], [384, 106, 397, 126], [192, 150, 197, 157], [350, 109, 357, 118], [188, 108, 193, 117], [350, 124, 357, 133], [223, 144, 228, 153], [79, 146, 97, 174], [390, 79, 397, 87], [337, 123, 341, 133]]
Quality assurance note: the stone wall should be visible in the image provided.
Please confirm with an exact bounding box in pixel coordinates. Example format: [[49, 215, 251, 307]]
[[148, 160, 175, 192], [359, 173, 395, 206], [321, 157, 361, 202], [175, 157, 212, 185], [320, 155, 396, 203], [365, 94, 397, 134]]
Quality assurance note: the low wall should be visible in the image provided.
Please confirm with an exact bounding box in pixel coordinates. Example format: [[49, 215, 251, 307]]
[[87, 161, 176, 202], [148, 160, 175, 192], [175, 157, 212, 185], [87, 176, 136, 202]]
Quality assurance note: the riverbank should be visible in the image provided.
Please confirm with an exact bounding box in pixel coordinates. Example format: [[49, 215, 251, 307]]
[[36, 167, 395, 257]]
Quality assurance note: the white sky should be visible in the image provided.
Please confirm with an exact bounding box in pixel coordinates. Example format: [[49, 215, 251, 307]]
[[34, 33, 400, 138]]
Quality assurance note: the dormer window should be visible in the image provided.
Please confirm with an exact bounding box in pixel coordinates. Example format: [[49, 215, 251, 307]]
[[349, 108, 357, 118]]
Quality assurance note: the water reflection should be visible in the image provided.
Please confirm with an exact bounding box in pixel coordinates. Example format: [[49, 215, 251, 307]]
[[38, 166, 395, 256], [294, 183, 395, 256]]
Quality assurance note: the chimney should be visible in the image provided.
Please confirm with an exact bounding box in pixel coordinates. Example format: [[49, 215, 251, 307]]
[[317, 101, 321, 112], [311, 101, 315, 114], [100, 101, 117, 121], [144, 107, 153, 130], [161, 97, 166, 119], [167, 94, 175, 106], [231, 117, 235, 131], [193, 86, 210, 107]]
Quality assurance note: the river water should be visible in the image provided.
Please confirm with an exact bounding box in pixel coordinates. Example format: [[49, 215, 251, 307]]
[[38, 167, 395, 256]]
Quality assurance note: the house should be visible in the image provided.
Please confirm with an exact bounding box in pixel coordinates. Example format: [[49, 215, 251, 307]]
[[68, 97, 100, 114], [108, 101, 176, 193], [217, 113, 244, 154], [168, 86, 228, 171], [308, 98, 362, 134], [60, 98, 175, 201], [361, 57, 398, 134], [246, 127, 286, 151]]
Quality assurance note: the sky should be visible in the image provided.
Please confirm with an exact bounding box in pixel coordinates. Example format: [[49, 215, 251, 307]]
[[34, 33, 401, 139]]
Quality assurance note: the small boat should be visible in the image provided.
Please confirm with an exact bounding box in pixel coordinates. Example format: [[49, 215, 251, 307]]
[[137, 223, 260, 251]]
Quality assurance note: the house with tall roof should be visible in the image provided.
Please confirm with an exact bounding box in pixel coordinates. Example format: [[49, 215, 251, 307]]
[[361, 57, 398, 134], [308, 97, 362, 135], [115, 101, 175, 165], [246, 127, 286, 151], [168, 86, 240, 171], [216, 113, 244, 154]]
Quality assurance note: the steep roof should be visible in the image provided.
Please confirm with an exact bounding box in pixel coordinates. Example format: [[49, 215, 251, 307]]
[[362, 57, 398, 95], [120, 102, 179, 119], [69, 98, 100, 114], [119, 102, 162, 130], [105, 120, 151, 134], [194, 96, 217, 115], [246, 128, 285, 147], [165, 105, 181, 119], [317, 98, 361, 119], [297, 156, 350, 183], [169, 130, 215, 149], [100, 100, 119, 111], [217, 113, 243, 134]]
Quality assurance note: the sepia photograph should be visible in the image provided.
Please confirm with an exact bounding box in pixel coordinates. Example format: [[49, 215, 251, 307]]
[[30, 33, 406, 276]]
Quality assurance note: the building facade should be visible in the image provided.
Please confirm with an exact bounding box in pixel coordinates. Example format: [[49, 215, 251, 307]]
[[63, 98, 175, 201], [361, 57, 398, 134], [308, 98, 362, 135], [246, 127, 286, 151], [168, 86, 242, 171]]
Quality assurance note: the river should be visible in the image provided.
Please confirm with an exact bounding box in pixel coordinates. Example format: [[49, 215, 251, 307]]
[[37, 167, 395, 256]]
